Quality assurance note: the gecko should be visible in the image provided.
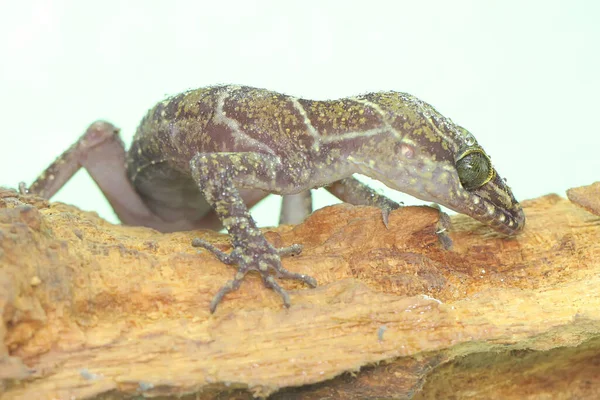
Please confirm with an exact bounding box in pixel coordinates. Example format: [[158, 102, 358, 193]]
[[19, 85, 525, 312]]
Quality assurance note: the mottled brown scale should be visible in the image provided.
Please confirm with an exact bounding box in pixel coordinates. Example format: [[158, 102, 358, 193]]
[[21, 84, 525, 312], [296, 98, 382, 136]]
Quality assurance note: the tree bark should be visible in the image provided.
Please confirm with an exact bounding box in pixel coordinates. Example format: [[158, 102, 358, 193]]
[[1, 183, 599, 399]]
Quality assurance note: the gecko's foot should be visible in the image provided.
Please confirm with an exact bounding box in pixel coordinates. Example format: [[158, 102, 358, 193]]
[[192, 238, 316, 313]]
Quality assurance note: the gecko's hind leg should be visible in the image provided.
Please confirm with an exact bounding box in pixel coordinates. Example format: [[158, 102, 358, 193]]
[[280, 191, 312, 225], [190, 152, 317, 313], [21, 121, 123, 199], [19, 121, 232, 232], [326, 177, 402, 227], [19, 121, 180, 230]]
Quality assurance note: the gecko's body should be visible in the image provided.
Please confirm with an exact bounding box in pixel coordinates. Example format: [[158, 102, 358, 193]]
[[24, 85, 525, 312]]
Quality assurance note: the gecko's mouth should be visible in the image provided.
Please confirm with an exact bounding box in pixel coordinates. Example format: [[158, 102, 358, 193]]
[[446, 172, 526, 236], [452, 193, 525, 235]]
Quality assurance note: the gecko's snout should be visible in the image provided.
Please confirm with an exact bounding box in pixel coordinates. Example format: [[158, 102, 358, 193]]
[[459, 170, 526, 236]]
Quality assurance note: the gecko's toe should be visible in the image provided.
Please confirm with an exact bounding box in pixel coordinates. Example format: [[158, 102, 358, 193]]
[[272, 264, 317, 288], [192, 238, 235, 264], [263, 276, 292, 308], [277, 243, 303, 257], [301, 274, 317, 288], [210, 277, 244, 313]]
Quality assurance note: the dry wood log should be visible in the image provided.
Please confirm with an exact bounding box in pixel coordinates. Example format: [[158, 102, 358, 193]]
[[1, 183, 599, 399]]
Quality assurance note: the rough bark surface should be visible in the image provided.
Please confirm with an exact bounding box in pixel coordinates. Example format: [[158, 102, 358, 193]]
[[0, 184, 599, 399], [568, 181, 600, 217]]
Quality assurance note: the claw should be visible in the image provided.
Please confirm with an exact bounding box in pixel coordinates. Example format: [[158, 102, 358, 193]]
[[381, 207, 391, 228], [18, 182, 29, 195], [435, 210, 453, 250], [380, 202, 403, 229]]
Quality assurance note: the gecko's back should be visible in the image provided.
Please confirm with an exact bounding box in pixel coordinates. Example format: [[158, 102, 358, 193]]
[[124, 85, 390, 224], [125, 85, 323, 223]]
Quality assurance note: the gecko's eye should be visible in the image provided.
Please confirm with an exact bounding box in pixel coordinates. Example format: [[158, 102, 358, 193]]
[[456, 148, 495, 190]]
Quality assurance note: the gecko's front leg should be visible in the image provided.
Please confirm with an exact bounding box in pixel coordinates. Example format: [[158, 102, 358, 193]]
[[189, 152, 317, 313], [326, 177, 402, 227]]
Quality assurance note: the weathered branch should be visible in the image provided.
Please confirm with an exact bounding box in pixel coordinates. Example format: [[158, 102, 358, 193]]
[[1, 183, 599, 399]]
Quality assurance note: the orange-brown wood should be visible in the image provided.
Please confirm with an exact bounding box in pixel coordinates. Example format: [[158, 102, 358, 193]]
[[1, 186, 599, 399]]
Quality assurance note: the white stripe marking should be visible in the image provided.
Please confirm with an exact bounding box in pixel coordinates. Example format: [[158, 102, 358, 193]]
[[349, 96, 399, 138], [290, 97, 321, 151], [319, 127, 390, 143], [214, 86, 278, 157]]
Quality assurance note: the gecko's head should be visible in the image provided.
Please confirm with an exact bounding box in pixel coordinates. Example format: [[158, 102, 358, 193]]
[[436, 126, 526, 235], [360, 92, 525, 235]]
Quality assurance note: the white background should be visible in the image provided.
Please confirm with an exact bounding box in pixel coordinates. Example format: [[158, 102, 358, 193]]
[[1, 0, 598, 227]]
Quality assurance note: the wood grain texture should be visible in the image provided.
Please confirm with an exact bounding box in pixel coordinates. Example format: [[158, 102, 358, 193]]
[[1, 186, 599, 399], [568, 181, 600, 217]]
